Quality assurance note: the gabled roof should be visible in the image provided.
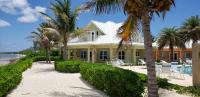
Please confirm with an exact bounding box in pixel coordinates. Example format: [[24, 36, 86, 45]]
[[69, 20, 150, 46]]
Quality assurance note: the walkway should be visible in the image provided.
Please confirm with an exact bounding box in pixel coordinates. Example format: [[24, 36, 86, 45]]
[[7, 61, 107, 97]]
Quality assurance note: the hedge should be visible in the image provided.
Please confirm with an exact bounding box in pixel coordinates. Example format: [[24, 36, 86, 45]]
[[80, 63, 144, 97], [54, 60, 82, 73], [0, 57, 32, 97], [57, 60, 200, 96], [32, 56, 60, 62]]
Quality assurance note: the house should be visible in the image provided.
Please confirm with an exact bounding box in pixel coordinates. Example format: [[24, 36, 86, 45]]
[[157, 41, 199, 62], [67, 20, 157, 64]]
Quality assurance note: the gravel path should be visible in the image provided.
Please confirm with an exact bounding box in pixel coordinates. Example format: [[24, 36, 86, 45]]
[[7, 61, 107, 97]]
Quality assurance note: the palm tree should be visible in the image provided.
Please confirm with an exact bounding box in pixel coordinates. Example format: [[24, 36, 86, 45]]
[[180, 15, 200, 43], [81, 0, 175, 96], [157, 27, 185, 62], [30, 22, 60, 63], [41, 0, 79, 60]]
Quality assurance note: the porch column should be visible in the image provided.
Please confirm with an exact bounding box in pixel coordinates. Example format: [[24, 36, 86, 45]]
[[127, 49, 131, 63], [110, 48, 114, 60], [92, 48, 95, 63], [132, 49, 136, 65], [87, 48, 90, 62], [73, 49, 77, 59], [67, 48, 70, 60]]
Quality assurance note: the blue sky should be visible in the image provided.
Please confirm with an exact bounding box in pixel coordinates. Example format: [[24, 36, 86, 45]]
[[0, 0, 200, 52]]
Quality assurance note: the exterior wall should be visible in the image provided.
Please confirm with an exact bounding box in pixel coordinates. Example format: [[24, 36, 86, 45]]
[[157, 48, 192, 62], [67, 46, 148, 65]]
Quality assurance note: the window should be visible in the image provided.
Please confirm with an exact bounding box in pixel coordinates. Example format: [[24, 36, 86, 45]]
[[100, 50, 108, 60], [92, 32, 94, 41], [96, 31, 98, 36], [136, 51, 140, 57], [185, 52, 190, 58], [80, 50, 87, 59], [118, 51, 125, 60]]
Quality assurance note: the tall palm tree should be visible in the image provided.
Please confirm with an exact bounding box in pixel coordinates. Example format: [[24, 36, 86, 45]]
[[180, 15, 200, 43], [157, 27, 185, 62], [42, 0, 79, 60], [30, 22, 60, 63], [81, 0, 175, 96]]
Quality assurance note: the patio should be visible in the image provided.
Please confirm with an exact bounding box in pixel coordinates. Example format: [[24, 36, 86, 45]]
[[119, 66, 192, 86]]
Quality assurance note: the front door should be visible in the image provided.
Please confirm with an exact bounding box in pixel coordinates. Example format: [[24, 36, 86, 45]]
[[174, 52, 178, 61]]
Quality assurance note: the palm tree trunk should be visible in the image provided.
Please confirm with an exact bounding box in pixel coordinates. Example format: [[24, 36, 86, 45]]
[[45, 47, 48, 63], [170, 44, 174, 62], [142, 15, 158, 97], [62, 40, 68, 60], [47, 47, 51, 63]]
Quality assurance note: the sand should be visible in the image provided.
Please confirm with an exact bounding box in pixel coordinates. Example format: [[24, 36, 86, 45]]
[[7, 61, 107, 97]]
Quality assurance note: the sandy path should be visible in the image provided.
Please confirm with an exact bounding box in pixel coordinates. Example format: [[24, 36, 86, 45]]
[[7, 61, 107, 97]]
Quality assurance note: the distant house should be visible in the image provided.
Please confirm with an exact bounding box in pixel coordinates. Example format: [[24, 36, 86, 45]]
[[157, 41, 199, 62], [67, 20, 157, 64]]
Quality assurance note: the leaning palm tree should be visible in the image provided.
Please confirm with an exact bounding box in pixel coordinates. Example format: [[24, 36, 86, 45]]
[[180, 15, 200, 43], [157, 27, 185, 62], [81, 0, 175, 96], [41, 0, 79, 60], [30, 23, 60, 63]]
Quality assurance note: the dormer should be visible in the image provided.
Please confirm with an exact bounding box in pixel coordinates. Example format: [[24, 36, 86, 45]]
[[88, 30, 100, 41]]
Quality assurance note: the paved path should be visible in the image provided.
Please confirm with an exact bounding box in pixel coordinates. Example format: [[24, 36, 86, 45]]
[[7, 61, 107, 97]]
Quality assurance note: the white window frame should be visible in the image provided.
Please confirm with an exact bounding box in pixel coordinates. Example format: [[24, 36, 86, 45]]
[[100, 50, 108, 60], [118, 51, 125, 60], [80, 50, 87, 59]]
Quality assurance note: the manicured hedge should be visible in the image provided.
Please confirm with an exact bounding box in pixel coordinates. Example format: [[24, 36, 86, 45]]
[[32, 56, 60, 62], [54, 60, 82, 73], [0, 57, 32, 97], [80, 63, 144, 97]]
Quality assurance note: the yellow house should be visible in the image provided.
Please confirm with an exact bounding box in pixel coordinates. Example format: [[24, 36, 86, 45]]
[[68, 20, 157, 64]]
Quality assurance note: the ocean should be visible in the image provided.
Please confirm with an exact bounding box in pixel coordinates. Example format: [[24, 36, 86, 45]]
[[0, 54, 24, 65]]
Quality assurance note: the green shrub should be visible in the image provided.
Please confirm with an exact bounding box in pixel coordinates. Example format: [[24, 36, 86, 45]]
[[0, 58, 32, 97], [80, 63, 144, 97], [51, 49, 59, 56], [32, 56, 60, 62], [55, 60, 82, 73]]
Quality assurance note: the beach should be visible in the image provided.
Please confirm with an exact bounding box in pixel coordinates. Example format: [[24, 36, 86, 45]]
[[0, 54, 25, 65]]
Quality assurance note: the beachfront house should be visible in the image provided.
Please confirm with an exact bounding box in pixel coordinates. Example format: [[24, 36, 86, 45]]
[[67, 20, 157, 64]]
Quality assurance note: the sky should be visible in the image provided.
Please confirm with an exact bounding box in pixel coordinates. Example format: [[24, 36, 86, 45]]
[[0, 0, 200, 52]]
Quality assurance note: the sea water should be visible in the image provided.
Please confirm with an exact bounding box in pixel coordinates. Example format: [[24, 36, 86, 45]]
[[0, 54, 22, 65]]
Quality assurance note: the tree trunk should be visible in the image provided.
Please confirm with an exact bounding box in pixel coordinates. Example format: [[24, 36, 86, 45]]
[[47, 47, 51, 63], [45, 47, 48, 63], [170, 44, 174, 62], [62, 40, 67, 60], [142, 15, 158, 97]]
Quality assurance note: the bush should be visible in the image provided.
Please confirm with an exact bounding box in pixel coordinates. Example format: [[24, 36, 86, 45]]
[[51, 49, 59, 56], [80, 63, 144, 97], [0, 58, 32, 97], [32, 56, 60, 62], [55, 60, 82, 73]]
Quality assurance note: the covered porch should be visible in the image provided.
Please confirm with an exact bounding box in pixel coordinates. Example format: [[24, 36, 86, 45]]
[[67, 43, 157, 65]]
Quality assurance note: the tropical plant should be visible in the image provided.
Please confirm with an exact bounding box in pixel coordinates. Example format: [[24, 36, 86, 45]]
[[157, 27, 185, 61], [41, 0, 80, 60], [29, 22, 60, 63], [81, 0, 175, 96], [180, 15, 200, 43]]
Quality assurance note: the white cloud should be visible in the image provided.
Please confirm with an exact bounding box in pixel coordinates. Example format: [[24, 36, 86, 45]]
[[0, 19, 11, 27], [0, 0, 46, 23], [17, 6, 46, 23]]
